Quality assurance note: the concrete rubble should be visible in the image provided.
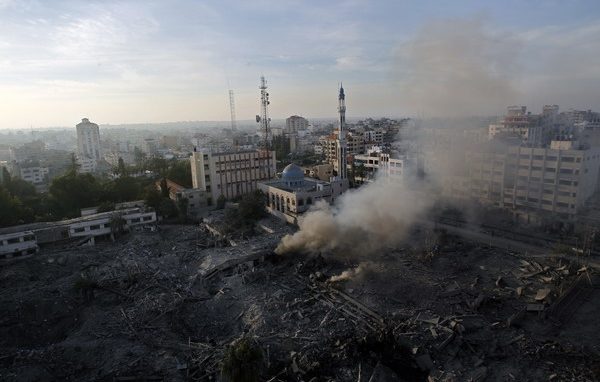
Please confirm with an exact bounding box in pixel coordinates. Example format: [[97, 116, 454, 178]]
[[1, 218, 599, 381]]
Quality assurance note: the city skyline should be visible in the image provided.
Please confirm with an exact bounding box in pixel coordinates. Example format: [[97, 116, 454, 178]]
[[1, 0, 600, 129]]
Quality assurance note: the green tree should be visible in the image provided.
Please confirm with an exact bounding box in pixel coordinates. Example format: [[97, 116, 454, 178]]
[[49, 172, 102, 218], [158, 198, 178, 218], [105, 176, 142, 202], [166, 159, 193, 188], [117, 157, 128, 177], [159, 178, 170, 198], [0, 186, 34, 227], [238, 190, 266, 221], [144, 186, 163, 211]]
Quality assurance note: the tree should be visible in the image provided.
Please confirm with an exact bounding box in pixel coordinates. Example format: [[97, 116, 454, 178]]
[[159, 178, 170, 198], [144, 186, 163, 211], [238, 190, 266, 221], [0, 186, 33, 227], [166, 159, 193, 188], [158, 198, 178, 218], [49, 172, 102, 218], [221, 337, 264, 382], [105, 176, 142, 202], [117, 157, 128, 177], [133, 147, 147, 168]]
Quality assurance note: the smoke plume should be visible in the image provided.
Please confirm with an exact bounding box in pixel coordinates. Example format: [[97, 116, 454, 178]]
[[328, 262, 377, 283], [396, 17, 519, 117], [275, 175, 436, 256]]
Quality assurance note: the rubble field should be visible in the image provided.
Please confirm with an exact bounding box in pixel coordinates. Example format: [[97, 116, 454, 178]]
[[1, 222, 599, 381]]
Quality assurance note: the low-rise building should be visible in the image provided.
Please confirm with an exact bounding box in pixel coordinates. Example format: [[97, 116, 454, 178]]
[[0, 231, 38, 260], [353, 147, 409, 184], [156, 179, 211, 219], [19, 166, 49, 184], [258, 163, 346, 224]]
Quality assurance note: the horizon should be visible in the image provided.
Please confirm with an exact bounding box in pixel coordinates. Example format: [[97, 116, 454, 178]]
[[1, 0, 600, 129]]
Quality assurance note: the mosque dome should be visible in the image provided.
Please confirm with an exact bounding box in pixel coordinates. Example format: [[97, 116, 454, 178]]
[[282, 163, 304, 181]]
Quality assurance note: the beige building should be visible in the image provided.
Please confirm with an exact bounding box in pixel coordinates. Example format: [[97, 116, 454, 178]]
[[285, 115, 309, 134], [191, 149, 276, 203], [258, 163, 346, 224], [444, 143, 600, 222], [76, 118, 101, 173]]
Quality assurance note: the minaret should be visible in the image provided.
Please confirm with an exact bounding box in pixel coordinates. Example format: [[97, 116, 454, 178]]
[[337, 84, 348, 180]]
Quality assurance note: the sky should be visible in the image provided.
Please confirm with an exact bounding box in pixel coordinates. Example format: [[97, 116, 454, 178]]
[[0, 0, 599, 129]]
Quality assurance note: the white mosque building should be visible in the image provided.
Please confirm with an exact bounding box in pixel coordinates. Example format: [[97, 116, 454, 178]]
[[258, 163, 346, 224]]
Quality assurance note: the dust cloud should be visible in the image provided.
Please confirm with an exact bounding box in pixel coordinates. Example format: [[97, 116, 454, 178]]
[[396, 17, 519, 117], [275, 174, 435, 256]]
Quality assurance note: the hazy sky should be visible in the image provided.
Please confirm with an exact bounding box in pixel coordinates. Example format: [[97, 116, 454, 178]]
[[1, 0, 599, 129]]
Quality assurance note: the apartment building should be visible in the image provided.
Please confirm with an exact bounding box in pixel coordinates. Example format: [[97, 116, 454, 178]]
[[285, 116, 308, 134], [448, 142, 600, 223], [76, 118, 101, 173], [19, 166, 49, 184], [353, 147, 408, 184], [190, 149, 276, 203]]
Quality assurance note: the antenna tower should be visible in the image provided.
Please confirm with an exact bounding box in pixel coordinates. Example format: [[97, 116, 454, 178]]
[[228, 89, 237, 132], [256, 76, 272, 178]]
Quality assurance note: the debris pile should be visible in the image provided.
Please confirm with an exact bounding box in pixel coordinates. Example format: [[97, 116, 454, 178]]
[[1, 220, 599, 381]]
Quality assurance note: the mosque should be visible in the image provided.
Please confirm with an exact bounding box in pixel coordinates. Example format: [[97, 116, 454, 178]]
[[258, 85, 350, 224]]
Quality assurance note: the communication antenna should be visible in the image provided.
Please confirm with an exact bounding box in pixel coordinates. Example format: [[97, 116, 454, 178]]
[[256, 76, 272, 178], [228, 89, 237, 133]]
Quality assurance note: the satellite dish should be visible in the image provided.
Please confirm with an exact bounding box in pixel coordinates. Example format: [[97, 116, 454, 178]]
[[256, 115, 261, 123]]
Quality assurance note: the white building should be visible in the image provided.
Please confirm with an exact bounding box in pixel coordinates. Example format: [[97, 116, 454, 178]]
[[0, 231, 38, 260], [19, 166, 49, 184], [258, 163, 346, 224], [76, 118, 101, 172], [353, 147, 409, 183], [190, 149, 276, 203]]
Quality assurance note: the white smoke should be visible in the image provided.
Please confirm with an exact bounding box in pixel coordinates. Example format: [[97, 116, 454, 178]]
[[276, 17, 520, 257], [328, 262, 377, 283], [275, 174, 436, 256]]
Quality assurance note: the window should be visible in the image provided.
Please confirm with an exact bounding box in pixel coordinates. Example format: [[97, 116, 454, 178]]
[[559, 180, 571, 186], [74, 227, 85, 233], [545, 167, 556, 172], [7, 237, 20, 244], [143, 216, 152, 221], [559, 168, 572, 174], [533, 155, 544, 160], [90, 225, 100, 230], [562, 157, 574, 162]]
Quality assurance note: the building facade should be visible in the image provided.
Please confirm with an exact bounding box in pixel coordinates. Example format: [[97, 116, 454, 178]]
[[190, 149, 276, 203], [285, 115, 309, 134], [76, 118, 101, 172], [258, 163, 346, 224]]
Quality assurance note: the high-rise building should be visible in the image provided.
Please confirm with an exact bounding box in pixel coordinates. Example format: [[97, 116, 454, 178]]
[[285, 116, 308, 134], [76, 118, 101, 173]]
